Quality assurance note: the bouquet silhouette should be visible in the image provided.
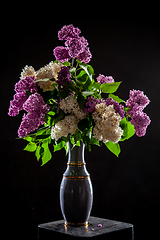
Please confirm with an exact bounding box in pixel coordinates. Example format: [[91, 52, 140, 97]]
[[8, 24, 151, 165]]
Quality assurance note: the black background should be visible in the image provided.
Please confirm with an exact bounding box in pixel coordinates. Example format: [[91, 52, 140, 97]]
[[2, 7, 160, 240]]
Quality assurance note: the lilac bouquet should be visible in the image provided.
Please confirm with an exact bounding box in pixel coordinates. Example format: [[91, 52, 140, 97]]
[[8, 25, 151, 165]]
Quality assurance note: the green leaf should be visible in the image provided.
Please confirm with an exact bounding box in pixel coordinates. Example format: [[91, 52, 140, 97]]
[[82, 91, 94, 96], [52, 82, 59, 91], [64, 141, 69, 155], [44, 115, 52, 126], [83, 77, 91, 90], [120, 117, 135, 141], [54, 140, 65, 152], [108, 93, 125, 103], [127, 122, 135, 138], [81, 133, 91, 151], [78, 73, 88, 83], [105, 141, 121, 157], [65, 81, 76, 91], [90, 135, 100, 146], [79, 63, 94, 81], [53, 109, 65, 124], [34, 78, 50, 83], [36, 134, 51, 140], [78, 118, 90, 131], [100, 82, 121, 93], [47, 111, 56, 116], [63, 61, 71, 66], [69, 67, 76, 73], [77, 94, 86, 109], [59, 89, 70, 99], [90, 82, 100, 91], [24, 142, 37, 152], [53, 60, 59, 64], [76, 70, 86, 79], [23, 135, 35, 142], [41, 141, 52, 166], [36, 128, 47, 136], [89, 82, 101, 98], [69, 130, 81, 147], [35, 145, 41, 161], [74, 129, 81, 145]]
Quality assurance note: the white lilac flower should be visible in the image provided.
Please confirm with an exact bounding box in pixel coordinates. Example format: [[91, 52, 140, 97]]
[[92, 103, 123, 143], [20, 65, 36, 79], [36, 62, 63, 92], [59, 95, 88, 120], [51, 115, 78, 141]]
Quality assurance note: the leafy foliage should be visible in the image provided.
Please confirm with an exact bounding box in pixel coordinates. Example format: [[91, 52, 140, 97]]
[[105, 141, 121, 157], [20, 59, 135, 165], [100, 82, 121, 93], [120, 117, 135, 141]]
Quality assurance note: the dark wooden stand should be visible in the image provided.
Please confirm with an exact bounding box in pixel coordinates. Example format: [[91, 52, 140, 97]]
[[38, 216, 134, 239]]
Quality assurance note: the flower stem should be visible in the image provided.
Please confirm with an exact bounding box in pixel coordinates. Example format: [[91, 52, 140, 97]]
[[71, 58, 75, 67]]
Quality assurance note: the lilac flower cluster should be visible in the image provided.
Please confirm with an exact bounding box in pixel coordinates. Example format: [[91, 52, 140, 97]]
[[8, 76, 50, 137], [18, 93, 50, 138], [84, 96, 102, 113], [105, 98, 125, 119], [126, 90, 150, 113], [126, 90, 151, 137], [15, 76, 37, 93], [97, 74, 114, 85], [57, 66, 75, 91], [84, 96, 125, 119], [58, 25, 81, 40], [8, 91, 26, 116], [53, 46, 71, 62], [57, 66, 71, 86], [8, 76, 38, 117], [130, 111, 151, 137], [53, 24, 92, 63]]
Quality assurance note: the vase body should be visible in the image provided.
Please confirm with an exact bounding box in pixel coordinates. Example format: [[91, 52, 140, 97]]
[[60, 141, 93, 226]]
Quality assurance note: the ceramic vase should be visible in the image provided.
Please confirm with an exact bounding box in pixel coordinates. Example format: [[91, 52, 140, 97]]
[[60, 141, 93, 226]]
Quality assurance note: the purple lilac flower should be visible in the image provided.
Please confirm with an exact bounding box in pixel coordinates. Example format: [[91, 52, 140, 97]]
[[15, 76, 37, 93], [18, 112, 45, 138], [57, 66, 70, 84], [8, 76, 38, 117], [57, 66, 74, 88], [97, 74, 114, 85], [53, 46, 71, 62], [126, 89, 150, 114], [23, 93, 50, 115], [84, 96, 102, 113], [66, 36, 91, 62], [77, 47, 92, 64], [65, 36, 88, 47], [130, 111, 151, 137], [8, 91, 27, 116], [126, 90, 151, 137], [104, 97, 125, 119], [18, 93, 50, 138], [54, 25, 92, 63], [84, 96, 125, 119], [68, 38, 86, 58], [58, 24, 81, 41]]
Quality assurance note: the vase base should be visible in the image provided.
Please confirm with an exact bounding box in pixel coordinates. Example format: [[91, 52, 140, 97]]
[[64, 221, 88, 226]]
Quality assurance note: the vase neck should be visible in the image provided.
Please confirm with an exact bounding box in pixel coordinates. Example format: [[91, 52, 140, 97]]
[[68, 141, 85, 164]]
